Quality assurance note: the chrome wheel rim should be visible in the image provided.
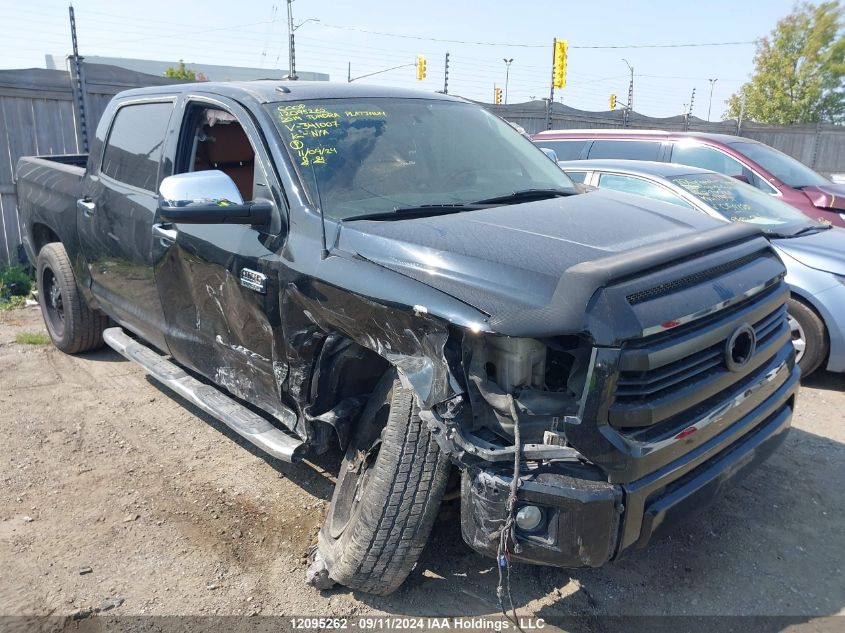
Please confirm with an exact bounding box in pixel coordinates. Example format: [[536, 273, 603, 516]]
[[42, 267, 65, 338], [788, 313, 806, 363]]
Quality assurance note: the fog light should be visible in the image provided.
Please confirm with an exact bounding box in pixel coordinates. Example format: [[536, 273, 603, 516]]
[[515, 505, 543, 531]]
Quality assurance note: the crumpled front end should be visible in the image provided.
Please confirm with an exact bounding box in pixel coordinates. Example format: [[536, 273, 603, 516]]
[[426, 234, 799, 568]]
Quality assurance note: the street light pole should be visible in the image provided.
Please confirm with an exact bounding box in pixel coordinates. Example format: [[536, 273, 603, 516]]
[[707, 78, 718, 121], [503, 58, 513, 105]]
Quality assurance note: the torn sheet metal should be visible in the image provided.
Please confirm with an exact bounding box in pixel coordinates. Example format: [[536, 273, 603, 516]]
[[281, 281, 464, 409]]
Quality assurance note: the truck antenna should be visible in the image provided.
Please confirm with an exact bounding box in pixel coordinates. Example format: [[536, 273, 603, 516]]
[[308, 159, 329, 260]]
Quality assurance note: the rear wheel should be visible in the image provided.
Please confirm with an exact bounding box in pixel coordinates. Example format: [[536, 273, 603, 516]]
[[37, 243, 108, 354], [787, 297, 828, 378], [317, 369, 450, 595]]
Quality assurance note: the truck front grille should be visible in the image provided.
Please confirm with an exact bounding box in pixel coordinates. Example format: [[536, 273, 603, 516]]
[[609, 282, 790, 434]]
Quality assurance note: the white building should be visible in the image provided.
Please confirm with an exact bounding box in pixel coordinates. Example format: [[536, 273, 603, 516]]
[[45, 55, 329, 82]]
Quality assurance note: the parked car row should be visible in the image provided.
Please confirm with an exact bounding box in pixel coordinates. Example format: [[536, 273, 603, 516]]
[[533, 129, 845, 378], [532, 129, 845, 228]]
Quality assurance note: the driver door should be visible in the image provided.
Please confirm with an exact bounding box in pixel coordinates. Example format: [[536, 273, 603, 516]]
[[153, 96, 288, 419]]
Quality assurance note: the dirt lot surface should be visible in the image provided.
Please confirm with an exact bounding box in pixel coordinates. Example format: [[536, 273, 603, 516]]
[[1, 305, 844, 629]]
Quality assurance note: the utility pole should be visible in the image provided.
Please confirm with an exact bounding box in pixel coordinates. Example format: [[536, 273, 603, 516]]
[[684, 87, 696, 131], [707, 78, 718, 122], [503, 58, 513, 105], [347, 61, 351, 83], [286, 0, 296, 79], [67, 3, 88, 152], [443, 52, 450, 94], [546, 39, 556, 130], [285, 1, 318, 80], [622, 58, 634, 128]]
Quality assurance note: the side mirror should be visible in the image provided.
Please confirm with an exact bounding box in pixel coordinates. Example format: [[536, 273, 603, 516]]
[[158, 170, 272, 225], [539, 147, 559, 162]]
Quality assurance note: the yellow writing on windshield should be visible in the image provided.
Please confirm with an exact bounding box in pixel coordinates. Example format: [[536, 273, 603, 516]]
[[275, 104, 388, 167]]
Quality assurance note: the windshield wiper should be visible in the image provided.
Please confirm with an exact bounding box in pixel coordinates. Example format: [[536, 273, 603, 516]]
[[769, 224, 831, 238], [790, 224, 831, 237], [471, 188, 578, 205], [345, 203, 486, 222]]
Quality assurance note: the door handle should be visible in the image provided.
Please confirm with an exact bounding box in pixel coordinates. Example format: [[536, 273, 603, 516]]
[[152, 223, 178, 246], [77, 198, 96, 218]]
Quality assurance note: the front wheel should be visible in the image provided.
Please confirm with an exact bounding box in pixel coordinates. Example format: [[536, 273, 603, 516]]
[[316, 369, 450, 595], [37, 242, 108, 354], [787, 297, 828, 378]]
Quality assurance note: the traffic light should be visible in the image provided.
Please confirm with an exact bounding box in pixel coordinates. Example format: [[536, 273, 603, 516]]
[[610, 93, 617, 110], [416, 55, 427, 80], [552, 39, 568, 89], [494, 87, 502, 104]]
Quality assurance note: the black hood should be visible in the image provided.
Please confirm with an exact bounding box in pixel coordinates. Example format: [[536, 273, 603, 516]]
[[337, 189, 760, 337]]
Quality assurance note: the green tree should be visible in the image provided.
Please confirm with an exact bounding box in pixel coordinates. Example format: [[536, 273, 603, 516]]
[[164, 60, 197, 81], [726, 2, 845, 124]]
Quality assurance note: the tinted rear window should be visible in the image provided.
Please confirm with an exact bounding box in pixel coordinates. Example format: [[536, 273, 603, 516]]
[[101, 102, 173, 191], [534, 140, 588, 160], [588, 139, 662, 160]]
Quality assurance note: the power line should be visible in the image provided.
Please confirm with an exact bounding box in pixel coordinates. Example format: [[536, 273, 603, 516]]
[[315, 23, 755, 50]]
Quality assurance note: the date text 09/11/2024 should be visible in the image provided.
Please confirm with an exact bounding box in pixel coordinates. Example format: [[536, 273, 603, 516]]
[[289, 617, 547, 630]]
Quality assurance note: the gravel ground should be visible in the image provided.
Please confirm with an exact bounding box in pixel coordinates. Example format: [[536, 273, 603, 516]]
[[1, 305, 843, 629]]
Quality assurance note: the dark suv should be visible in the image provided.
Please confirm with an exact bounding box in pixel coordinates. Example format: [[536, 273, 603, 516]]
[[532, 129, 845, 228]]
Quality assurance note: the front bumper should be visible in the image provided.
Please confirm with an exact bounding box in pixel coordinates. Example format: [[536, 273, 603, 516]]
[[460, 361, 799, 568]]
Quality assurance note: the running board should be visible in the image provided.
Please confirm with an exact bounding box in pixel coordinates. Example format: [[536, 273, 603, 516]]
[[103, 327, 304, 462]]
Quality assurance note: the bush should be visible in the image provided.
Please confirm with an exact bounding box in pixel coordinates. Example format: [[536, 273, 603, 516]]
[[0, 265, 32, 298]]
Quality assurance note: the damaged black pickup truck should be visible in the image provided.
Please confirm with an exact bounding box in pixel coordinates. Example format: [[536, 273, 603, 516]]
[[16, 81, 799, 596]]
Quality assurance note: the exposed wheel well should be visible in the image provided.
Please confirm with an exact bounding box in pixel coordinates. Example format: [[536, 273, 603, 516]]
[[31, 223, 61, 254], [310, 335, 391, 452]]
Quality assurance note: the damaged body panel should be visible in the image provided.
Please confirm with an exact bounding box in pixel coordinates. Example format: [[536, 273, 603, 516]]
[[16, 81, 800, 593]]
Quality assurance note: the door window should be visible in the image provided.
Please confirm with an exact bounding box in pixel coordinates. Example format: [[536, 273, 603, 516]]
[[536, 140, 589, 160], [101, 102, 173, 191], [670, 143, 777, 193], [588, 140, 662, 160], [184, 107, 257, 202], [597, 173, 693, 208]]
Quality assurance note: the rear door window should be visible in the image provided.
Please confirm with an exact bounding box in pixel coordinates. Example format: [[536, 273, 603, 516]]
[[597, 173, 694, 208], [670, 142, 777, 193], [101, 102, 174, 191], [588, 140, 662, 160], [535, 140, 589, 160]]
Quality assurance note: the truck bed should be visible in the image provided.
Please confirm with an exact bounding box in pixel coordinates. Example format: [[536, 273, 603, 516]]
[[33, 154, 89, 168], [15, 155, 87, 267]]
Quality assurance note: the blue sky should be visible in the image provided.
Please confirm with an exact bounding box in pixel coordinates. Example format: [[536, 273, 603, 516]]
[[0, 0, 798, 118]]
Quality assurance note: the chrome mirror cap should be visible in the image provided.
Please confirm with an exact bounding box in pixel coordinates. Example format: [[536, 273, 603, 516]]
[[159, 170, 244, 207]]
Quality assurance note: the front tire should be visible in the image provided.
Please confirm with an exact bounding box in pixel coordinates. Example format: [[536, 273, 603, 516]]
[[787, 297, 828, 378], [37, 242, 108, 354], [317, 370, 450, 595]]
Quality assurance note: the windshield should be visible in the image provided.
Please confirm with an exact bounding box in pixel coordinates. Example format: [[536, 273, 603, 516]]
[[668, 173, 825, 236], [266, 98, 576, 220], [728, 141, 829, 188]]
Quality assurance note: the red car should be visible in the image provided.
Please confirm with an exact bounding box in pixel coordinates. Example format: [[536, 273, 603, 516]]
[[532, 129, 845, 228]]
